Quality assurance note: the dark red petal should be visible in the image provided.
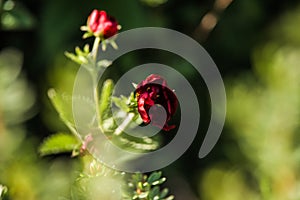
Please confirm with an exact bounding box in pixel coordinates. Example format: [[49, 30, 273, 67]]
[[162, 124, 176, 131], [137, 94, 151, 123], [164, 87, 178, 116], [137, 74, 165, 88], [136, 74, 178, 131]]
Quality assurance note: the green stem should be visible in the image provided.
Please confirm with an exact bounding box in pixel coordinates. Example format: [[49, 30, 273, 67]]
[[114, 112, 135, 135], [93, 76, 103, 131], [92, 36, 101, 61], [64, 120, 82, 141], [91, 36, 103, 132]]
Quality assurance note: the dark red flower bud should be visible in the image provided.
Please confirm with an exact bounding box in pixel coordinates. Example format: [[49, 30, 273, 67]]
[[87, 10, 119, 38], [135, 74, 178, 131]]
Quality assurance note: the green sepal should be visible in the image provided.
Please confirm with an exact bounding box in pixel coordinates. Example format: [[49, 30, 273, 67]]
[[82, 32, 93, 39]]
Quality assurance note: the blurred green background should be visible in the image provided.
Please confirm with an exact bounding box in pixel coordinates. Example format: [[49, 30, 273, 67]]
[[1, 0, 300, 199]]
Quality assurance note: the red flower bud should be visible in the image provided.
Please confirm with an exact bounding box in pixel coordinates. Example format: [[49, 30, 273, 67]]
[[87, 10, 119, 38], [135, 74, 178, 131]]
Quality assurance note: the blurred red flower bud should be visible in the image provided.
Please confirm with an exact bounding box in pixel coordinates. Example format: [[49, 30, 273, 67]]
[[87, 10, 119, 38]]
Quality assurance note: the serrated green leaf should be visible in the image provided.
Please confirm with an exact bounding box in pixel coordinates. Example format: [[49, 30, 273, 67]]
[[47, 89, 84, 139], [48, 89, 74, 126], [148, 172, 162, 185], [39, 133, 80, 156]]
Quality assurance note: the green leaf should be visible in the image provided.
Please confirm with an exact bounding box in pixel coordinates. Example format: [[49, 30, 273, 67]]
[[65, 45, 90, 65], [64, 51, 82, 65], [83, 44, 90, 53], [132, 173, 143, 184], [159, 188, 169, 198], [164, 195, 174, 200], [39, 133, 81, 156], [149, 186, 160, 199], [125, 172, 174, 200], [99, 79, 114, 123], [112, 95, 129, 112], [152, 177, 166, 186], [148, 171, 162, 185], [48, 89, 74, 125]]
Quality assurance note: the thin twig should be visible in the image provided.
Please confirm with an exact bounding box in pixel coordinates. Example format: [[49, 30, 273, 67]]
[[193, 0, 234, 42]]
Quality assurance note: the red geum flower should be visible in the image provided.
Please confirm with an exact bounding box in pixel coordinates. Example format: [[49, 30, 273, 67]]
[[87, 10, 119, 38], [135, 74, 178, 131]]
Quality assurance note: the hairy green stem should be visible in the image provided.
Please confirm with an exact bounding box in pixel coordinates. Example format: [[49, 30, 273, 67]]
[[91, 36, 103, 132]]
